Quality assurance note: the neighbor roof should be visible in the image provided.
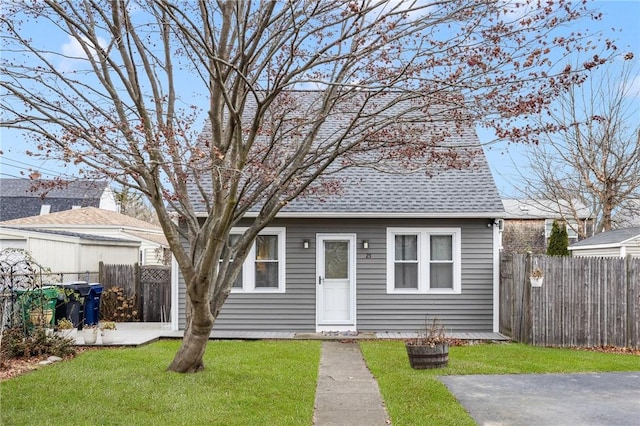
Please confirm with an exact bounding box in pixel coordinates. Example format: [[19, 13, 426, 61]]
[[0, 226, 140, 244], [502, 199, 592, 220], [0, 179, 110, 221], [0, 206, 162, 233], [189, 91, 504, 218], [569, 227, 640, 248]]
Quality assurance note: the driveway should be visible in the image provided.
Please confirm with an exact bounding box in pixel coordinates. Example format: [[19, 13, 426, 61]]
[[439, 372, 640, 426]]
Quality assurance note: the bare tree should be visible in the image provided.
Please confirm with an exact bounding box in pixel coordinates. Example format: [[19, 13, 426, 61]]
[[521, 55, 640, 234], [115, 187, 159, 225], [0, 0, 615, 372]]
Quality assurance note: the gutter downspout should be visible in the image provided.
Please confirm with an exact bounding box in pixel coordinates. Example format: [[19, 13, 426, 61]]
[[493, 221, 500, 333]]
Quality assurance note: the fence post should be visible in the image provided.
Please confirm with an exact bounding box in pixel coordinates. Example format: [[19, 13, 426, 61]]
[[135, 263, 143, 320], [523, 252, 533, 345], [99, 261, 104, 285], [626, 255, 632, 349]]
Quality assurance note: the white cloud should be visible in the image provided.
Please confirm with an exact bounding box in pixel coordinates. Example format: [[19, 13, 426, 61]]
[[292, 80, 328, 91], [58, 35, 107, 73], [626, 75, 640, 98], [496, 0, 536, 23]]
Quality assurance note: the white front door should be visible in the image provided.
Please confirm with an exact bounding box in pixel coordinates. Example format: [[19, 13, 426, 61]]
[[316, 234, 356, 331]]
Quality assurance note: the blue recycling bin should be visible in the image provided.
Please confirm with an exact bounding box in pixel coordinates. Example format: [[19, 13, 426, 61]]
[[84, 283, 103, 325]]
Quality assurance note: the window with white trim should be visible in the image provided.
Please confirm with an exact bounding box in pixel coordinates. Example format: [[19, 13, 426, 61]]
[[225, 227, 286, 293], [545, 219, 578, 241], [220, 234, 243, 289], [387, 228, 461, 294]]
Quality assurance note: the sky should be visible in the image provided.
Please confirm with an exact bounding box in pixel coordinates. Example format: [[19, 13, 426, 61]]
[[1, 0, 639, 197], [483, 0, 640, 196]]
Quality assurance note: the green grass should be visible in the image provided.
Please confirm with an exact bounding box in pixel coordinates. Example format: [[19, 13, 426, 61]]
[[360, 341, 640, 426], [3, 339, 638, 426], [1, 340, 321, 425]]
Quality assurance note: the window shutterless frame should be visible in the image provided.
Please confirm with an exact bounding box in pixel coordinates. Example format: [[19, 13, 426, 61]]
[[386, 227, 462, 294], [227, 227, 286, 293]]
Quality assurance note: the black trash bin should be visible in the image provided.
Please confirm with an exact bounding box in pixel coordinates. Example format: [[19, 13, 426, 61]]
[[84, 283, 103, 325], [55, 282, 92, 329]]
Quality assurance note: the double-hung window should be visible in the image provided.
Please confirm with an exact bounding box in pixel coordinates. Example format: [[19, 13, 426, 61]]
[[544, 219, 579, 243], [387, 228, 461, 294], [224, 227, 286, 293], [220, 234, 243, 289]]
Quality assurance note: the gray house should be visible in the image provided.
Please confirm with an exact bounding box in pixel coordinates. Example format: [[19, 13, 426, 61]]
[[0, 179, 117, 221], [173, 96, 504, 334]]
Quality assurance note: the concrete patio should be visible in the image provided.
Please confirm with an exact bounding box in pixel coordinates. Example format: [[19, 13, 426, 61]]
[[72, 322, 509, 346]]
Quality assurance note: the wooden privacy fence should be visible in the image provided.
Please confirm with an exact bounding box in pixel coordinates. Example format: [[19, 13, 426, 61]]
[[500, 253, 640, 349], [99, 262, 171, 322]]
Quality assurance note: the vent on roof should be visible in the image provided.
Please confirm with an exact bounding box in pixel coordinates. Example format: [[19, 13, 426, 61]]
[[40, 204, 51, 215]]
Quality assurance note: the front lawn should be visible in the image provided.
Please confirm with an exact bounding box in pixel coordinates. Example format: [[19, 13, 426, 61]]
[[1, 340, 321, 425], [360, 341, 640, 426], [3, 339, 637, 426]]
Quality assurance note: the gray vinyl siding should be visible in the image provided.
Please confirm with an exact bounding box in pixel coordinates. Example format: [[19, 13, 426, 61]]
[[178, 218, 496, 332]]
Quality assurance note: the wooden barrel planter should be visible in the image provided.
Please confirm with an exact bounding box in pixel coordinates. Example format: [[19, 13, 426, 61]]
[[406, 343, 449, 369]]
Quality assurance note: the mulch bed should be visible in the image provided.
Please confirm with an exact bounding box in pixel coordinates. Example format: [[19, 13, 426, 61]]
[[0, 347, 97, 382]]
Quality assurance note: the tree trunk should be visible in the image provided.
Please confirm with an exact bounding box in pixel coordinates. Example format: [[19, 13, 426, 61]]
[[167, 293, 214, 373], [602, 196, 614, 231]]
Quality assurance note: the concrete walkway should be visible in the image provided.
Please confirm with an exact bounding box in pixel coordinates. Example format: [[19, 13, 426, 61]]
[[313, 341, 390, 426]]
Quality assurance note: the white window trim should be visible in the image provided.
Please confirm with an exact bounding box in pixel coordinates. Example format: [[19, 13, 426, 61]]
[[228, 227, 286, 293], [545, 219, 579, 240], [386, 227, 461, 294]]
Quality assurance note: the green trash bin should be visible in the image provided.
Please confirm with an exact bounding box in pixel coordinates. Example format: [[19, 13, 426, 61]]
[[16, 286, 58, 327]]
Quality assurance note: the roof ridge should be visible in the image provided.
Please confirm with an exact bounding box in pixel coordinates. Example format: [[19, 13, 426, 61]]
[[0, 206, 161, 231]]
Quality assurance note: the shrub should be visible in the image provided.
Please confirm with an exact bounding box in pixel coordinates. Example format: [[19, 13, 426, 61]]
[[99, 287, 139, 322], [547, 220, 570, 256], [0, 326, 76, 360]]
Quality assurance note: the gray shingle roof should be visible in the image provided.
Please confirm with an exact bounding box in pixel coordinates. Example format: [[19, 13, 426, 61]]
[[570, 227, 640, 247], [280, 156, 502, 216], [0, 179, 109, 221], [188, 91, 504, 218]]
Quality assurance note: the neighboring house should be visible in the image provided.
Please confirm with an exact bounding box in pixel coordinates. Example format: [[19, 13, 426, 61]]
[[0, 207, 169, 266], [0, 178, 117, 221], [0, 227, 140, 281], [501, 199, 593, 254], [614, 200, 640, 228], [568, 227, 640, 257], [174, 95, 505, 334]]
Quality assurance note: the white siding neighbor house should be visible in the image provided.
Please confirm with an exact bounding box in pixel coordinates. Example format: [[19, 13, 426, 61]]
[[569, 227, 640, 258], [0, 207, 168, 266], [0, 227, 139, 279]]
